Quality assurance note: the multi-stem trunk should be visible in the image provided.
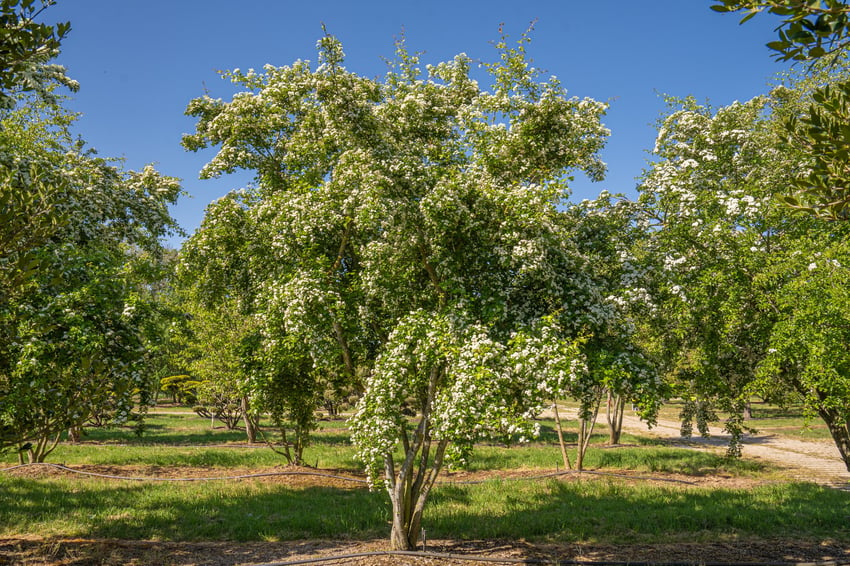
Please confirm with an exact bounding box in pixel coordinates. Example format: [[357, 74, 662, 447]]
[[606, 390, 625, 445], [385, 365, 447, 551], [576, 390, 603, 471], [28, 430, 62, 463]]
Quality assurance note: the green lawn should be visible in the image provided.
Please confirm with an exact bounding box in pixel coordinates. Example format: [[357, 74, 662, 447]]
[[1, 404, 847, 546]]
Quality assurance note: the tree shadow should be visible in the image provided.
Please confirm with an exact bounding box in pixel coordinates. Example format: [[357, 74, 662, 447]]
[[2, 475, 849, 563]]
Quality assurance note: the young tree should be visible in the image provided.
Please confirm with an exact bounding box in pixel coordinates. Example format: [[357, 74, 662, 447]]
[[183, 30, 630, 549]]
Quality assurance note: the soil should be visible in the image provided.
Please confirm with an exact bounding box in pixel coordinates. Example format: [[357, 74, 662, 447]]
[[2, 536, 849, 565]]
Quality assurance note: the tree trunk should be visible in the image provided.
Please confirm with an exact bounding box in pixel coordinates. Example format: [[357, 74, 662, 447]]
[[818, 407, 850, 472], [241, 396, 257, 443], [29, 431, 62, 463], [551, 402, 572, 470], [576, 391, 602, 471], [386, 366, 447, 550], [606, 391, 625, 445], [68, 426, 82, 443], [387, 436, 448, 550]]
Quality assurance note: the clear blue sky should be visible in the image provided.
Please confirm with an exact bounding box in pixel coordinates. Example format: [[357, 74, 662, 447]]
[[46, 1, 790, 248]]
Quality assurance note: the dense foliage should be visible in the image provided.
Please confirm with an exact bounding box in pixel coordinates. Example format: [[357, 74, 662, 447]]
[[181, 30, 665, 549], [0, 96, 181, 462]]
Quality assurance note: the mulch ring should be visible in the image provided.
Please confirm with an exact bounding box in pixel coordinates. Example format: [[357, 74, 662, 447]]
[[1, 537, 849, 566]]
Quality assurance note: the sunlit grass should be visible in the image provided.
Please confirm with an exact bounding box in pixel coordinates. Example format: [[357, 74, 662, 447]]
[[0, 474, 846, 544]]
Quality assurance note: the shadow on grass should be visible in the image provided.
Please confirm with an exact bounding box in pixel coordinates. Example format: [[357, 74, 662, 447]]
[[3, 475, 848, 544], [426, 479, 850, 543], [73, 427, 352, 448], [0, 479, 390, 541]]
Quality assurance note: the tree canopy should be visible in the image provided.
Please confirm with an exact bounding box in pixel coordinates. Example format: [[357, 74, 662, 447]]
[[182, 30, 663, 550]]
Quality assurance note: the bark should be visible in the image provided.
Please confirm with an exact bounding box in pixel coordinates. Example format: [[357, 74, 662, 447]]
[[817, 407, 850, 472], [29, 430, 62, 463], [387, 365, 446, 551], [551, 402, 572, 470], [241, 397, 258, 443], [576, 391, 602, 471], [606, 391, 625, 445], [68, 426, 82, 443]]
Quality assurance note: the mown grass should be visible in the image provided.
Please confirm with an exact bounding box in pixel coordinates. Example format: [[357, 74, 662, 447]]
[[0, 474, 847, 544], [1, 403, 843, 547], [0, 412, 765, 478]]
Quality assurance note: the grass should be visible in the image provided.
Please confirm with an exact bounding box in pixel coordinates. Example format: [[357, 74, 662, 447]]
[[1, 402, 846, 547], [1, 474, 847, 544]]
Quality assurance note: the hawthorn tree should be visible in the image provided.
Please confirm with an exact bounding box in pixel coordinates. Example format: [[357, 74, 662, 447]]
[[638, 93, 794, 453], [0, 95, 181, 461], [183, 29, 667, 549], [639, 72, 850, 470]]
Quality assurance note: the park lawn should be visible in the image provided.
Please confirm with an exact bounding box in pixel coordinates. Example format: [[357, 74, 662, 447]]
[[3, 405, 844, 547], [0, 410, 769, 477], [0, 473, 847, 544]]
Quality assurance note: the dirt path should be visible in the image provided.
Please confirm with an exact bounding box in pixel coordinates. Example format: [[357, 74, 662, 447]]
[[561, 407, 850, 488]]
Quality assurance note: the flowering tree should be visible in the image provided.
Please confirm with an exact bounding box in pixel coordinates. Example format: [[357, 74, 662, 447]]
[[561, 193, 665, 460], [638, 92, 795, 452], [181, 29, 651, 549], [0, 95, 181, 461], [639, 71, 850, 469]]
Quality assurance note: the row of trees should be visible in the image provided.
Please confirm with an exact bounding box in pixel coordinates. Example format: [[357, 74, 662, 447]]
[[177, 26, 850, 548], [2, 0, 850, 552]]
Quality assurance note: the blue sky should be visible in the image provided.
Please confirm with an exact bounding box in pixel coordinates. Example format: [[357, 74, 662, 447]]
[[46, 1, 790, 248]]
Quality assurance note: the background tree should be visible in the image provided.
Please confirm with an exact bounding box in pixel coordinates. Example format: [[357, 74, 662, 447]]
[[638, 93, 792, 453], [0, 0, 76, 108], [177, 192, 323, 461], [174, 294, 259, 435], [638, 70, 850, 470], [0, 95, 182, 461], [756, 230, 850, 468]]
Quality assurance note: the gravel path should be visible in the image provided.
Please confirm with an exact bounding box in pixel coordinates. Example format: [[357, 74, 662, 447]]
[[557, 406, 850, 489]]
